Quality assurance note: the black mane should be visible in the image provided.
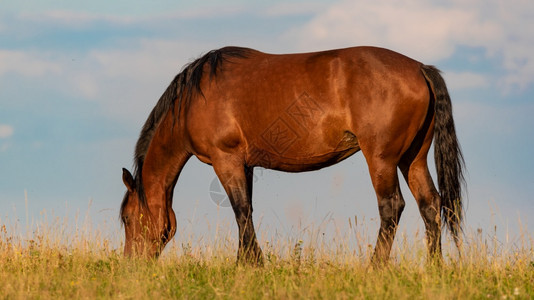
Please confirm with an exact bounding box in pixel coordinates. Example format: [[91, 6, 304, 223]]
[[120, 46, 251, 222]]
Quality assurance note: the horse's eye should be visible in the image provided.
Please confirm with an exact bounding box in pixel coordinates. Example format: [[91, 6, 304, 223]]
[[122, 215, 130, 225]]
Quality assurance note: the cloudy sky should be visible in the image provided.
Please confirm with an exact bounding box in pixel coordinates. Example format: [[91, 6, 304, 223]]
[[1, 0, 533, 250]]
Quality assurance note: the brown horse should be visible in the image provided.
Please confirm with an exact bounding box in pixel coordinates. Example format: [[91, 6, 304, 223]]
[[120, 46, 464, 264]]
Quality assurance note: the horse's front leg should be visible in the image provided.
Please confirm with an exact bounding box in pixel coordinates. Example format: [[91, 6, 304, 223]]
[[213, 156, 263, 265]]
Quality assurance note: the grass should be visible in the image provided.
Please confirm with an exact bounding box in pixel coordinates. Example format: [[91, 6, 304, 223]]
[[0, 212, 533, 299]]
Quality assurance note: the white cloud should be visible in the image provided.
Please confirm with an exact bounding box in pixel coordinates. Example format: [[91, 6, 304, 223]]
[[18, 5, 248, 26], [285, 0, 534, 91], [262, 2, 327, 17], [444, 71, 489, 90], [64, 39, 214, 123], [0, 50, 62, 77], [285, 0, 500, 61], [88, 39, 191, 80], [0, 124, 14, 139], [454, 101, 534, 136], [70, 73, 100, 99], [35, 10, 134, 24], [17, 10, 147, 27]]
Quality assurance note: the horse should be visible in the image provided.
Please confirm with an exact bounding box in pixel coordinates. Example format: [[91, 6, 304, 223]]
[[120, 46, 465, 265]]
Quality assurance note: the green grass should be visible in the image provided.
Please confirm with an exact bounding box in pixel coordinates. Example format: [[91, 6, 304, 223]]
[[1, 215, 532, 299]]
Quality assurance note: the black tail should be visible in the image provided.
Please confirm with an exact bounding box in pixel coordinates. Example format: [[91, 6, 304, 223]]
[[421, 65, 466, 241]]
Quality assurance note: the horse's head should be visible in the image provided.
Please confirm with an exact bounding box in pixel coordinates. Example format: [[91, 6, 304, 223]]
[[120, 168, 175, 258]]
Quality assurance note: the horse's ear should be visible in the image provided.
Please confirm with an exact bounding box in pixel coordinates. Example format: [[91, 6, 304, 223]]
[[122, 168, 135, 192]]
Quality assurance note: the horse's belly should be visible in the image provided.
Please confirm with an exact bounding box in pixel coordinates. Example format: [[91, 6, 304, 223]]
[[246, 130, 360, 172]]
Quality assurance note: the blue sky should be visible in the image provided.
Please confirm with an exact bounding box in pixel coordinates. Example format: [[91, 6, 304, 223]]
[[1, 0, 533, 249]]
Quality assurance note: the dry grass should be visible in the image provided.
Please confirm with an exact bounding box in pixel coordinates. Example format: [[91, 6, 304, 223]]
[[0, 210, 532, 299]]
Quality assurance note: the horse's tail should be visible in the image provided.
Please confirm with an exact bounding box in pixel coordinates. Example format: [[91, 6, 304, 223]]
[[421, 65, 466, 242]]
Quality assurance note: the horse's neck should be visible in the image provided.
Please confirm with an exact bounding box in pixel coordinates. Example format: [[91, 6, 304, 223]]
[[142, 122, 190, 206]]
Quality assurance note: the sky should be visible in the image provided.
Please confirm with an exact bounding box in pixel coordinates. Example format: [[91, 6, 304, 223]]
[[1, 0, 533, 252]]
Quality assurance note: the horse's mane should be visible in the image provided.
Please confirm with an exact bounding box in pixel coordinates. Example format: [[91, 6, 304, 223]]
[[120, 46, 251, 221]]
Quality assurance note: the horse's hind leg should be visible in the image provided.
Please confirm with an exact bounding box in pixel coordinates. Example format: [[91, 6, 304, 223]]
[[399, 125, 443, 261], [212, 156, 263, 265], [366, 158, 406, 265], [400, 160, 442, 261]]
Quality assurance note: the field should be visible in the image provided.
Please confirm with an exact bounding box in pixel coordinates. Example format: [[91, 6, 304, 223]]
[[1, 213, 532, 299]]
